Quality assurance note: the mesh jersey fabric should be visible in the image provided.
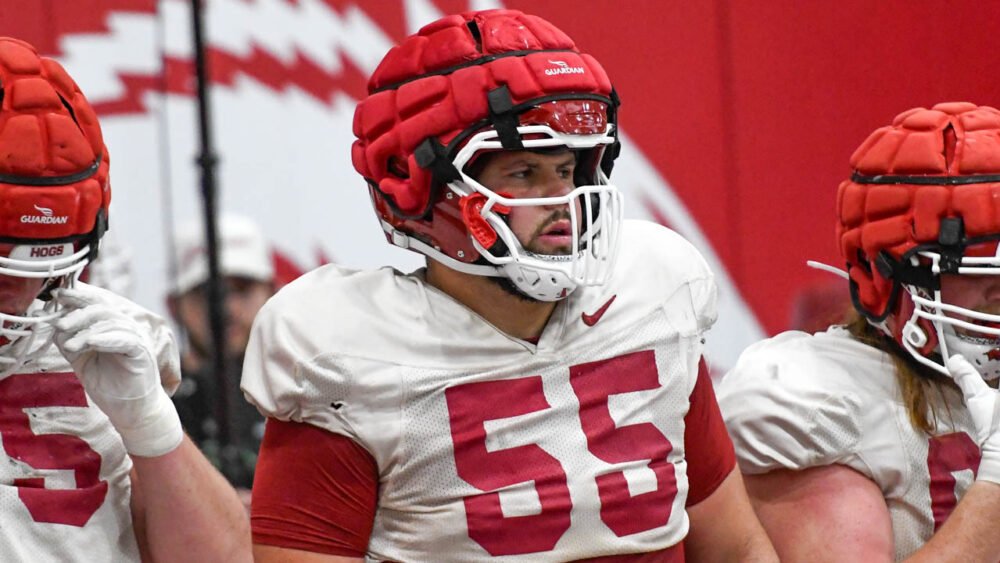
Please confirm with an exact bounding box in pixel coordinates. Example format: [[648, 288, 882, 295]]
[[718, 326, 979, 560], [250, 360, 734, 558], [0, 322, 139, 562]]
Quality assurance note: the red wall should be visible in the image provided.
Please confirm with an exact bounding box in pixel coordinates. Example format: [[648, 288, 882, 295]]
[[3, 0, 998, 334], [507, 0, 1000, 333]]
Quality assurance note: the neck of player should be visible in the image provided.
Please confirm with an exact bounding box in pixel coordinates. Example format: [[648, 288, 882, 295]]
[[425, 260, 557, 341]]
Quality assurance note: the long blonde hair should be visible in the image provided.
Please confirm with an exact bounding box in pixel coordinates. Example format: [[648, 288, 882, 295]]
[[844, 314, 957, 434]]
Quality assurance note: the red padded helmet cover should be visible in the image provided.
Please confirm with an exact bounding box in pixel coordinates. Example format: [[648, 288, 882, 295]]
[[838, 102, 1000, 320], [0, 37, 109, 242], [351, 9, 614, 263]]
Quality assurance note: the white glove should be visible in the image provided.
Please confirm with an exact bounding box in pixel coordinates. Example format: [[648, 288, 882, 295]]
[[946, 354, 1000, 484], [52, 286, 183, 457]]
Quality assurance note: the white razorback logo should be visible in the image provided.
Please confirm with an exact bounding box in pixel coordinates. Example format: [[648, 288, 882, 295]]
[[21, 205, 69, 225], [545, 59, 585, 76]]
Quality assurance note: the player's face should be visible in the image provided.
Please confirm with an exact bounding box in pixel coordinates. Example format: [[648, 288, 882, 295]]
[[174, 276, 273, 360], [475, 149, 582, 256], [940, 273, 1000, 334], [0, 244, 47, 316]]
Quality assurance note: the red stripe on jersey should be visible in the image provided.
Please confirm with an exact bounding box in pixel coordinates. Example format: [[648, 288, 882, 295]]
[[683, 358, 737, 506], [250, 419, 378, 557]]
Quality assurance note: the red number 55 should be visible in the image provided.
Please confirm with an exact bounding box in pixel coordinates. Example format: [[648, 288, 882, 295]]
[[0, 372, 108, 527], [446, 350, 677, 556]]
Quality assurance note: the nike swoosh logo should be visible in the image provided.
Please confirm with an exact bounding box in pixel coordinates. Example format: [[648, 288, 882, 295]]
[[582, 295, 617, 327]]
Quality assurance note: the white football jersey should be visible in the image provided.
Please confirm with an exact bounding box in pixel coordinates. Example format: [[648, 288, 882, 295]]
[[718, 327, 979, 560], [0, 324, 139, 562], [243, 220, 719, 562], [0, 283, 181, 562]]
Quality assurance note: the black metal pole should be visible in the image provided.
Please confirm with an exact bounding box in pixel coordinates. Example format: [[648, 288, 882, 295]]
[[189, 0, 233, 478]]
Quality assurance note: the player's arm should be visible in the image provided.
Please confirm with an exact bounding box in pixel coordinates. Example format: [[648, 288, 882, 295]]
[[904, 356, 1000, 562], [685, 467, 777, 562], [907, 480, 1000, 562], [746, 465, 1000, 562], [743, 465, 894, 562], [251, 418, 378, 562], [682, 359, 777, 562], [50, 285, 251, 562], [129, 436, 252, 561]]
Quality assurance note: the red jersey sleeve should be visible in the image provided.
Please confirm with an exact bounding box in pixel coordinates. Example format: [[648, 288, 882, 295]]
[[683, 358, 736, 506], [251, 418, 378, 556]]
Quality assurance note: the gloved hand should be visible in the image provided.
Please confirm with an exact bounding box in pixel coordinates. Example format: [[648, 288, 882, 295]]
[[52, 286, 183, 457], [947, 354, 1000, 484]]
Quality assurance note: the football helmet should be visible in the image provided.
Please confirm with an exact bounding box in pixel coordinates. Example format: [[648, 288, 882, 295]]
[[839, 102, 1000, 379], [0, 38, 110, 347], [352, 10, 623, 301]]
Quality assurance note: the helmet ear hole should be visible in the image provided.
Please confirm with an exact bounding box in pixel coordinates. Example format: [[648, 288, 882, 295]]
[[466, 20, 483, 51], [57, 93, 77, 124], [387, 155, 409, 179], [856, 250, 872, 273]]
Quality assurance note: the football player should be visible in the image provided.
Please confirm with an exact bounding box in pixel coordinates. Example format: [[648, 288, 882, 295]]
[[719, 102, 1000, 561], [0, 37, 250, 560], [243, 9, 776, 562], [168, 213, 274, 496]]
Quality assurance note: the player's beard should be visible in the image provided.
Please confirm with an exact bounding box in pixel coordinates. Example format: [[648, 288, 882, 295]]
[[488, 275, 539, 303], [489, 209, 577, 303]]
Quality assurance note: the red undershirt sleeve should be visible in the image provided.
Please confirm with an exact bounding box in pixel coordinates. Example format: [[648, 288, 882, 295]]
[[683, 358, 737, 506], [251, 418, 379, 556]]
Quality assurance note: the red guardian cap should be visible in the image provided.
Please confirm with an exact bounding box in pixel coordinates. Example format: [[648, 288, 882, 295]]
[[351, 9, 620, 278], [0, 37, 110, 248], [0, 37, 112, 350], [839, 102, 1000, 321], [838, 102, 1000, 378]]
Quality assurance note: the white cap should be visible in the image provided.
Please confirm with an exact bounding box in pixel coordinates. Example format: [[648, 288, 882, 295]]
[[170, 214, 273, 295]]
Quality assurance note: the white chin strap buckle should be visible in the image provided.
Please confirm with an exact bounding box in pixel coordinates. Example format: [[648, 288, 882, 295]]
[[903, 320, 928, 348], [505, 264, 576, 302]]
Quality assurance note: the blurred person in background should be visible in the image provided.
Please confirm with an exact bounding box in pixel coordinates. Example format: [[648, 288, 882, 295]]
[[168, 214, 273, 498], [0, 36, 249, 561]]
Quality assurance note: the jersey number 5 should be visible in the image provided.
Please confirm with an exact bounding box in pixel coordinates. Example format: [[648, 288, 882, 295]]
[[0, 372, 109, 527], [446, 349, 677, 556]]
